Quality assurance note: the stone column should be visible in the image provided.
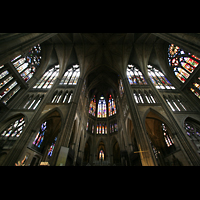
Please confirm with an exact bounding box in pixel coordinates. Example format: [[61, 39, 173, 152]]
[[145, 76, 200, 166], [122, 77, 158, 166], [2, 78, 61, 166], [52, 77, 84, 165]]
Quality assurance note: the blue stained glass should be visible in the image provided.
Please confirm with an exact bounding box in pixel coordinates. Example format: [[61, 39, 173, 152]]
[[48, 137, 57, 157], [33, 121, 46, 148]]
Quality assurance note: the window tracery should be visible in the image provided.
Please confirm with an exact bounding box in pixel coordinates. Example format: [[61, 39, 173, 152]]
[[32, 121, 47, 148], [164, 95, 187, 112], [127, 65, 147, 85], [168, 44, 200, 83], [108, 95, 116, 117], [190, 77, 200, 99], [97, 96, 107, 118], [0, 65, 21, 105], [0, 117, 25, 139], [33, 65, 59, 89], [59, 64, 80, 85], [162, 123, 174, 147], [89, 96, 96, 116], [184, 119, 200, 152], [147, 65, 175, 90], [11, 44, 42, 82]]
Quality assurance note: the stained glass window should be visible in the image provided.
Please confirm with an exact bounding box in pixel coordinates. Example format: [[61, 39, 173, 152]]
[[109, 121, 117, 133], [97, 123, 99, 134], [119, 79, 124, 98], [33, 65, 59, 89], [162, 123, 174, 147], [168, 44, 200, 83], [99, 150, 104, 160], [99, 123, 101, 134], [108, 95, 116, 117], [48, 137, 57, 157], [0, 117, 25, 139], [92, 125, 94, 134], [97, 96, 107, 118], [59, 64, 80, 85], [86, 121, 89, 131], [184, 120, 200, 140], [190, 88, 200, 99], [32, 121, 47, 148], [105, 124, 107, 134], [147, 65, 175, 90], [11, 44, 42, 82], [89, 96, 96, 116], [127, 65, 147, 85], [190, 77, 200, 99], [0, 80, 21, 105], [184, 119, 200, 152]]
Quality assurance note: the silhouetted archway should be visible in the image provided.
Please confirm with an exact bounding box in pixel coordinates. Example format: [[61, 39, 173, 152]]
[[145, 110, 176, 165], [83, 142, 90, 163], [113, 141, 121, 164]]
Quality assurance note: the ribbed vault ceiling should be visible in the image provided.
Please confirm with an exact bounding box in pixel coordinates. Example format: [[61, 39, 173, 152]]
[[43, 33, 168, 99]]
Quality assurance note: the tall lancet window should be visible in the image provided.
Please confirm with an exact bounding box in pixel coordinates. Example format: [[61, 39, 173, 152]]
[[11, 44, 42, 82], [33, 65, 59, 89], [168, 44, 200, 83], [119, 79, 124, 98], [97, 96, 107, 118], [89, 96, 96, 116], [108, 95, 116, 117], [162, 123, 174, 148], [190, 77, 200, 100], [32, 121, 47, 148], [59, 64, 80, 85], [127, 65, 147, 85], [147, 65, 175, 90]]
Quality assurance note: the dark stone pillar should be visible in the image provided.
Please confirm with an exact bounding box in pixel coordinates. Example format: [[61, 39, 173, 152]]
[[122, 76, 157, 166]]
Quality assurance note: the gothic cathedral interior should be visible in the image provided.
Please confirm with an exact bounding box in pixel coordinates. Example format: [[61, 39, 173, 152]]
[[0, 33, 200, 166]]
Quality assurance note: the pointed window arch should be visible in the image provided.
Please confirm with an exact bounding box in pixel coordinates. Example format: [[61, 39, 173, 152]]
[[89, 96, 96, 116], [99, 150, 104, 160], [127, 65, 147, 85], [190, 77, 200, 100], [108, 95, 116, 117], [168, 44, 200, 83], [147, 64, 175, 90], [33, 65, 59, 89], [59, 64, 80, 85], [32, 121, 47, 148], [48, 137, 57, 157], [11, 44, 42, 82], [97, 96, 107, 118], [0, 116, 25, 151], [1, 117, 25, 139], [162, 123, 174, 147]]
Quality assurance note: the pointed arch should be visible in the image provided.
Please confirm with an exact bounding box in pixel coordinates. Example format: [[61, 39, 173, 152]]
[[33, 64, 60, 89], [0, 113, 26, 153], [30, 108, 62, 157], [147, 64, 175, 90], [59, 64, 80, 86], [168, 43, 200, 83], [127, 64, 147, 85], [143, 108, 173, 133]]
